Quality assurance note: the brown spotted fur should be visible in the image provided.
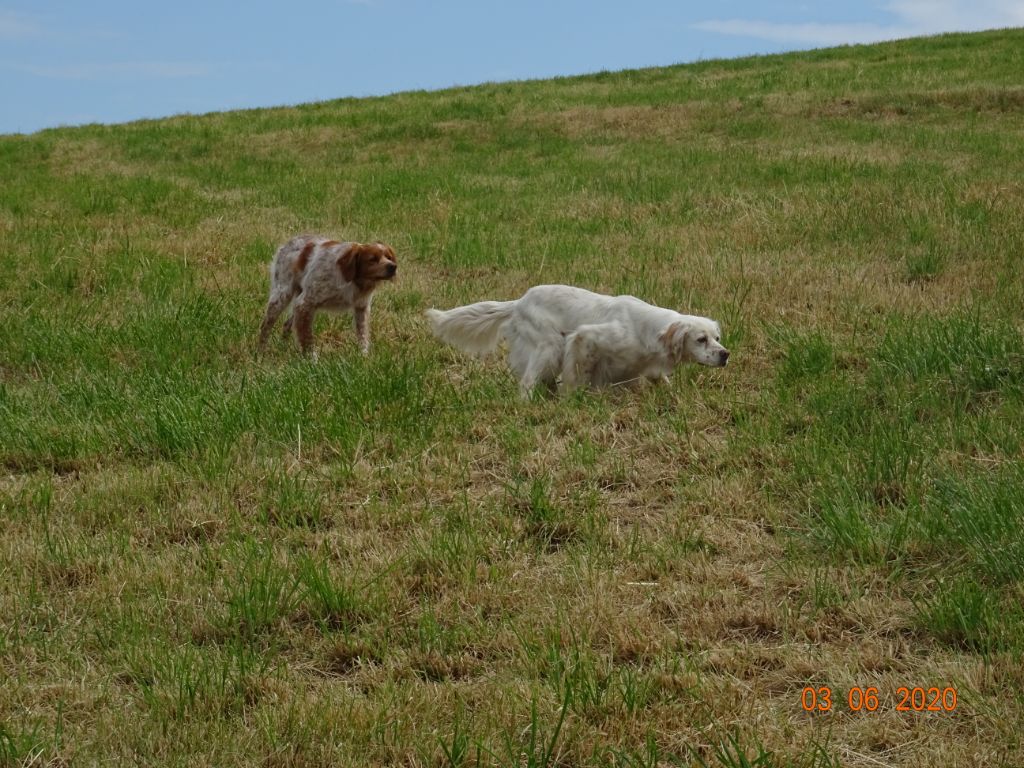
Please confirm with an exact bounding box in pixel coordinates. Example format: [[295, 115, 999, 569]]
[[258, 235, 397, 355]]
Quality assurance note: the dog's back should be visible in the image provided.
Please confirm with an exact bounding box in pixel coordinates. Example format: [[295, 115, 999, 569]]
[[269, 234, 331, 289], [515, 285, 679, 336], [426, 284, 679, 357]]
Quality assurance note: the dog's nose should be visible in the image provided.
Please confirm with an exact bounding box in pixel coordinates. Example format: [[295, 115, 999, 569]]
[[386, 263, 397, 276], [719, 349, 730, 365]]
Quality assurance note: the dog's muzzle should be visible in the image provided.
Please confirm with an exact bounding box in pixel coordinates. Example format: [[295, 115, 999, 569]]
[[718, 349, 730, 366], [386, 263, 397, 277]]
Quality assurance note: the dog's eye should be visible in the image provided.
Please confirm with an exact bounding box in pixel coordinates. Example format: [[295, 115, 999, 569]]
[[698, 337, 708, 344]]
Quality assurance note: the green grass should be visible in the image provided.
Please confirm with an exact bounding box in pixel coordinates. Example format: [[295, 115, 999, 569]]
[[2, 27, 1024, 766]]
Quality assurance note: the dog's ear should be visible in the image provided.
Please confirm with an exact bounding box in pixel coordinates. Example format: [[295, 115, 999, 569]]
[[659, 321, 689, 361], [338, 244, 361, 283]]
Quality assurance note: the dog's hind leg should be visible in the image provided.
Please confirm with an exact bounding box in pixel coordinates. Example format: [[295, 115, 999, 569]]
[[259, 289, 295, 348], [290, 298, 318, 355], [559, 331, 593, 395], [279, 289, 307, 339], [518, 342, 562, 399], [504, 323, 564, 399]]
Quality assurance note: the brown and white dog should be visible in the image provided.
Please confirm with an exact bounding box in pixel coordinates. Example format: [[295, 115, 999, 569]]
[[258, 235, 397, 355]]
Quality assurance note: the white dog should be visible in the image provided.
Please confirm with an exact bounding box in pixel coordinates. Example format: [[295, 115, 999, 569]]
[[426, 285, 729, 397]]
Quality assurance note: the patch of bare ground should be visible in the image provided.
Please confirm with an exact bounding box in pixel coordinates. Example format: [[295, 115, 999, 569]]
[[814, 87, 1024, 120], [535, 103, 702, 141], [47, 138, 126, 178]]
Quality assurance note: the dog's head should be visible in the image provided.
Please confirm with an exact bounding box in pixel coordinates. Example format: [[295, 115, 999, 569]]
[[660, 317, 729, 367], [338, 242, 398, 287]]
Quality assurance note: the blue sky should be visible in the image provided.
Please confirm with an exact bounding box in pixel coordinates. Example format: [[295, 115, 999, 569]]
[[1, 1, 1022, 135]]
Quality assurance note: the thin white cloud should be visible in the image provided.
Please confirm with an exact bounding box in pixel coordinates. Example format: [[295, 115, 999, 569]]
[[18, 61, 209, 81], [692, 19, 909, 46], [0, 9, 44, 39], [886, 0, 1024, 32], [693, 0, 1024, 47]]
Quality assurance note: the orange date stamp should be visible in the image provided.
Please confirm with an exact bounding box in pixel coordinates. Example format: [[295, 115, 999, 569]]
[[801, 686, 958, 713]]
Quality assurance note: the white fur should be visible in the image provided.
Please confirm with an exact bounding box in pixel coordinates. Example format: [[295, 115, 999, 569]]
[[427, 285, 729, 398]]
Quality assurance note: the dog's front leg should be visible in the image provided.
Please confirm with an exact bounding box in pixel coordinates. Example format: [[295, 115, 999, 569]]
[[354, 305, 370, 355]]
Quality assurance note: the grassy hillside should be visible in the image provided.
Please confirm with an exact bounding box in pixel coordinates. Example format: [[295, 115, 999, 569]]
[[2, 27, 1023, 767]]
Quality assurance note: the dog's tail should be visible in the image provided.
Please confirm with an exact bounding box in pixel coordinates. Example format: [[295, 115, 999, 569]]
[[425, 300, 517, 357]]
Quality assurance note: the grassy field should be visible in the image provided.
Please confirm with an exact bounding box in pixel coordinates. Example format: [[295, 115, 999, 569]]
[[2, 27, 1024, 767]]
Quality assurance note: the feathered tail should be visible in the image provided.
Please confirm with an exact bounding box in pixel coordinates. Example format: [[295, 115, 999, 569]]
[[425, 300, 517, 356]]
